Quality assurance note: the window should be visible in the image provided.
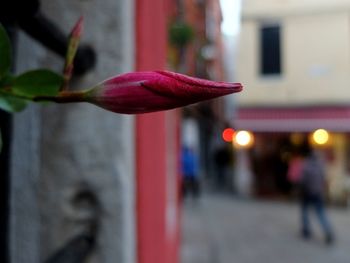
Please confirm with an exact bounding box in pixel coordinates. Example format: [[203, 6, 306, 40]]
[[260, 24, 282, 76]]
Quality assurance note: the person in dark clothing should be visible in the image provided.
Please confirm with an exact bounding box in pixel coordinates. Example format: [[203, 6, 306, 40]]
[[299, 143, 334, 245], [214, 143, 234, 191]]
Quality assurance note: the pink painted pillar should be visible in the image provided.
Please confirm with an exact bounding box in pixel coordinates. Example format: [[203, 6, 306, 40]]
[[135, 0, 181, 263]]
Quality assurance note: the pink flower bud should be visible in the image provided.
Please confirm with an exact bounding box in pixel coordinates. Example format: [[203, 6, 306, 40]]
[[85, 70, 243, 114], [71, 16, 84, 39], [62, 17, 84, 90]]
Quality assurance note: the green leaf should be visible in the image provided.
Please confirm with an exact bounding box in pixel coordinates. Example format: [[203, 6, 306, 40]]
[[169, 22, 194, 48], [0, 23, 12, 80], [12, 69, 63, 98], [0, 94, 27, 112], [0, 74, 14, 89], [0, 128, 2, 153]]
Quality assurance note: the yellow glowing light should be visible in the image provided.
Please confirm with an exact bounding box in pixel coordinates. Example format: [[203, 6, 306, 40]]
[[312, 129, 329, 145], [235, 130, 253, 147]]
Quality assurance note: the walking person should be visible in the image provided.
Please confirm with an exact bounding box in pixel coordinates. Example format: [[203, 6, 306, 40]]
[[299, 142, 335, 245], [213, 143, 232, 191]]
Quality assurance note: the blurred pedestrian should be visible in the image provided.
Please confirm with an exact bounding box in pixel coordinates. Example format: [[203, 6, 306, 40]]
[[299, 142, 335, 245], [181, 146, 200, 199], [214, 143, 234, 191], [287, 152, 303, 197]]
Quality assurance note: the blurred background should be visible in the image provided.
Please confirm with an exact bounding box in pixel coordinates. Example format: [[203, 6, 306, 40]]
[[1, 0, 350, 263]]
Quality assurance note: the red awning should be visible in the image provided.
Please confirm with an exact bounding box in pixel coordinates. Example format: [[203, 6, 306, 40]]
[[234, 106, 350, 132]]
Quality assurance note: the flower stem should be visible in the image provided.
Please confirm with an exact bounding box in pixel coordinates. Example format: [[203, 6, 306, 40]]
[[34, 90, 87, 103]]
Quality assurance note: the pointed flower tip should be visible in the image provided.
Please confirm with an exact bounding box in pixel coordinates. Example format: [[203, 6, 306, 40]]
[[87, 70, 243, 114], [156, 70, 243, 93], [71, 16, 84, 38]]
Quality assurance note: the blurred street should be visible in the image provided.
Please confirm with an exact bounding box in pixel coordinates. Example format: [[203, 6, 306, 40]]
[[181, 194, 350, 263]]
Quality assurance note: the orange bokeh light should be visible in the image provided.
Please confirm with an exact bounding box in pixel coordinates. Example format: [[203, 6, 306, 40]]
[[222, 128, 235, 142]]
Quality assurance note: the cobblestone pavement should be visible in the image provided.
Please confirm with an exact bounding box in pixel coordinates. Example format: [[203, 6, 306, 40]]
[[181, 194, 350, 263]]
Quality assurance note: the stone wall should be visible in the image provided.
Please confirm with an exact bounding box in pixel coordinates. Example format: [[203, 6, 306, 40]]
[[10, 0, 136, 262]]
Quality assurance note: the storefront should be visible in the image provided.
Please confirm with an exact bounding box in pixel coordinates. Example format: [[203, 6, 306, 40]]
[[233, 106, 350, 205]]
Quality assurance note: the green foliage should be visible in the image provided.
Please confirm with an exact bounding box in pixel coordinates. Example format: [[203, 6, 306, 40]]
[[0, 23, 65, 113], [12, 70, 63, 98], [0, 19, 85, 153], [0, 74, 14, 89], [168, 21, 194, 48], [0, 94, 27, 112], [0, 24, 11, 80], [0, 74, 28, 113]]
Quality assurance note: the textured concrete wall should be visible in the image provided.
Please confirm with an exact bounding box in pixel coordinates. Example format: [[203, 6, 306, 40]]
[[10, 0, 135, 262], [10, 105, 41, 263], [10, 32, 47, 263]]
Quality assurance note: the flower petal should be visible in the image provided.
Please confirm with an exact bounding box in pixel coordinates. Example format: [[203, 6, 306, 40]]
[[87, 70, 243, 114]]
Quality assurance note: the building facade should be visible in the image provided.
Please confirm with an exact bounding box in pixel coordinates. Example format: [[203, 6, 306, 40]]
[[174, 0, 231, 184], [235, 0, 350, 204]]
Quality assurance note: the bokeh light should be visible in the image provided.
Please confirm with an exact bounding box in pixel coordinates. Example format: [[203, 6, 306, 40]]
[[312, 129, 329, 145], [222, 128, 235, 142], [234, 130, 254, 148]]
